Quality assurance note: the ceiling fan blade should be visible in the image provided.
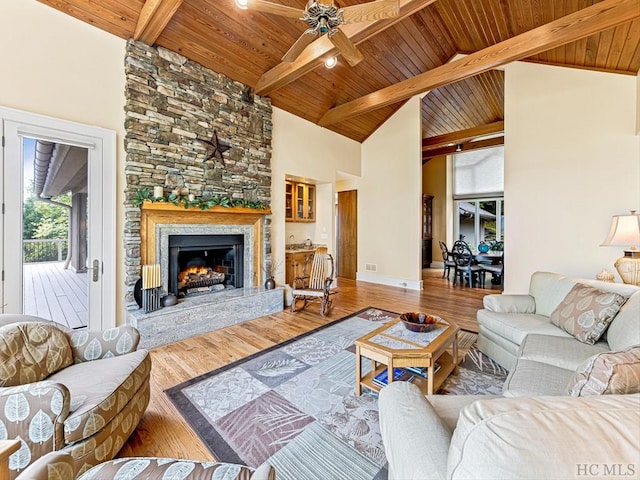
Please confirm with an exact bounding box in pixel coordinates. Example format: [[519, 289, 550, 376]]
[[282, 29, 318, 62], [340, 0, 399, 23], [329, 28, 364, 67], [246, 0, 304, 19]]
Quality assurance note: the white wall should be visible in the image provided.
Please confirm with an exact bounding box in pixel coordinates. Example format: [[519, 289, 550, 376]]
[[359, 97, 423, 289], [336, 178, 359, 192], [0, 0, 127, 321], [271, 108, 361, 284], [505, 62, 640, 292]]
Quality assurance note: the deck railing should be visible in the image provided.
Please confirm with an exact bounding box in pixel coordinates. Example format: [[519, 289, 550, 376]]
[[23, 239, 68, 263]]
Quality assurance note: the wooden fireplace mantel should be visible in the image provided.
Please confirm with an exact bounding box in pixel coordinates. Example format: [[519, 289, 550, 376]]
[[139, 202, 271, 287]]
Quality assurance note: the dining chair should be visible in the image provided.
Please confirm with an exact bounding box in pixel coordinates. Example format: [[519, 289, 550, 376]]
[[452, 241, 483, 288], [438, 241, 456, 280], [480, 253, 504, 289], [490, 241, 504, 252]]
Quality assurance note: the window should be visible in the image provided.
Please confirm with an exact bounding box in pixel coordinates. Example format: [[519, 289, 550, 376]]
[[453, 147, 504, 251]]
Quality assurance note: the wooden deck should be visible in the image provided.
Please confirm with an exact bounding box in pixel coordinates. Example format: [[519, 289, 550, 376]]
[[23, 261, 88, 329]]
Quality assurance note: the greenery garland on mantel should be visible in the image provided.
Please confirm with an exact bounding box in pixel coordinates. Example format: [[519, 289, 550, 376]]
[[132, 187, 269, 211]]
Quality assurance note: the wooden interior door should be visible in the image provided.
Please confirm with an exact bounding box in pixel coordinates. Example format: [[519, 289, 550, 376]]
[[337, 190, 357, 279]]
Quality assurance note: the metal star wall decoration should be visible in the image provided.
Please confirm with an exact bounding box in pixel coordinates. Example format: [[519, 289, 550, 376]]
[[201, 130, 231, 162]]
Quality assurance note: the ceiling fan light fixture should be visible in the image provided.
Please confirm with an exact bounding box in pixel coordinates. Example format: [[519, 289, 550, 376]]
[[318, 16, 330, 34], [325, 56, 338, 69], [303, 2, 343, 35], [234, 0, 249, 9]]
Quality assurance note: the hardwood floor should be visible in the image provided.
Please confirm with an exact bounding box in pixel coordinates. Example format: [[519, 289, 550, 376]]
[[120, 269, 499, 461]]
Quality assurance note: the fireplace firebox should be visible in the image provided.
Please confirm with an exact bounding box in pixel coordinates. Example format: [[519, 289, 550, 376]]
[[168, 234, 244, 297]]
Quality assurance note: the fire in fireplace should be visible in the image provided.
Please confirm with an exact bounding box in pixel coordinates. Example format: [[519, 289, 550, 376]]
[[168, 234, 244, 297], [179, 265, 226, 292]]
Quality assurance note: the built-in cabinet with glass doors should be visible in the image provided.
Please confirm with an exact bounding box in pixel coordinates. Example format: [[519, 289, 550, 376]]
[[285, 181, 315, 222]]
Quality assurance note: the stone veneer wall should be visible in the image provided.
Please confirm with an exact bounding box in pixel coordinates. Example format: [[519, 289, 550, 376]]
[[123, 40, 272, 307]]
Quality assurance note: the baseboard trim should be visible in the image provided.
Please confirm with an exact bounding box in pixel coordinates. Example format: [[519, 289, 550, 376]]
[[356, 272, 423, 290]]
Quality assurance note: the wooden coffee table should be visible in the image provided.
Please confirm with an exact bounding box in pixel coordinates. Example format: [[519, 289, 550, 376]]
[[355, 317, 459, 395]]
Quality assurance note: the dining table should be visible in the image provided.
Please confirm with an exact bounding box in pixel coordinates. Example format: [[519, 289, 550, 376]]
[[474, 251, 504, 286], [474, 251, 504, 264]]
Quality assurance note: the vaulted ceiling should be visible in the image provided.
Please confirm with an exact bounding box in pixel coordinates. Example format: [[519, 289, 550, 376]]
[[37, 0, 640, 159]]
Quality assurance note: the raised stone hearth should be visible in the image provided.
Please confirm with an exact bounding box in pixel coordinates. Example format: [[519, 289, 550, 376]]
[[128, 286, 283, 349]]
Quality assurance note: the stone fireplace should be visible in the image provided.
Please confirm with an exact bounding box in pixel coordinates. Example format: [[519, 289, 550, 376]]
[[125, 203, 281, 348], [123, 41, 277, 348], [168, 233, 245, 296]]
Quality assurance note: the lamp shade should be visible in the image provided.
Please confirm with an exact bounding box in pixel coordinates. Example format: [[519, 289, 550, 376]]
[[601, 213, 640, 248]]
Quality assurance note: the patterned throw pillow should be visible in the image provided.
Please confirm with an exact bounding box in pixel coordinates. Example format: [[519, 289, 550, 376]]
[[566, 346, 640, 396], [550, 283, 627, 344], [0, 322, 73, 386]]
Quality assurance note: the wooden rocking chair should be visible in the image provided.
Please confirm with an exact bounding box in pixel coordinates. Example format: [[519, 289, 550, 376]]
[[291, 247, 336, 316]]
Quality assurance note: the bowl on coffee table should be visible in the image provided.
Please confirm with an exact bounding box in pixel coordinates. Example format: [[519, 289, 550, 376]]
[[400, 312, 441, 332]]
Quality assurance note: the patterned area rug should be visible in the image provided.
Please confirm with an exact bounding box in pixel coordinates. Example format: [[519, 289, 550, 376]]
[[166, 307, 507, 480]]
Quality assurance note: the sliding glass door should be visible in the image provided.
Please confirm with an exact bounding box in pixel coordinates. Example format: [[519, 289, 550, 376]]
[[454, 198, 504, 250]]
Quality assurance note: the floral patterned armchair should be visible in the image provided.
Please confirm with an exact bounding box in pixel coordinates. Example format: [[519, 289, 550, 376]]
[[0, 315, 151, 479], [14, 450, 276, 480]]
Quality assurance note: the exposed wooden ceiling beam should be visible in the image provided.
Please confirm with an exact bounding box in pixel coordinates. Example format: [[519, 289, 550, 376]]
[[422, 136, 504, 163], [134, 0, 184, 44], [319, 0, 640, 127], [255, 0, 437, 96], [422, 121, 504, 151]]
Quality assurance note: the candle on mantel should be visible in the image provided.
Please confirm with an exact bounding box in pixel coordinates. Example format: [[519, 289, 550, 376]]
[[153, 186, 164, 198]]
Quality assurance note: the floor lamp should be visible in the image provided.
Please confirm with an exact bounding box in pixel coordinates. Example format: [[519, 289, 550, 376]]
[[601, 211, 640, 286]]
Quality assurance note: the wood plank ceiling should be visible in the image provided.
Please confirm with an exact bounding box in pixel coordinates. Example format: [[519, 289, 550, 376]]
[[37, 0, 640, 154]]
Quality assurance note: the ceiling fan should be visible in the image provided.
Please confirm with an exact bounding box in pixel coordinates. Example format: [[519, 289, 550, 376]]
[[238, 0, 400, 66]]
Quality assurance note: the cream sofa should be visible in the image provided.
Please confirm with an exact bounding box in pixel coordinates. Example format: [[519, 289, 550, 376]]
[[0, 315, 151, 480], [380, 382, 640, 480], [477, 271, 640, 373], [379, 272, 640, 479]]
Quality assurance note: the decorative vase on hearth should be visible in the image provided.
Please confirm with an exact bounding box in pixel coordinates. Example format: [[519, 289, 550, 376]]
[[265, 277, 276, 290]]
